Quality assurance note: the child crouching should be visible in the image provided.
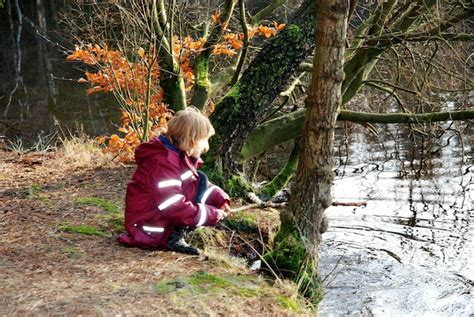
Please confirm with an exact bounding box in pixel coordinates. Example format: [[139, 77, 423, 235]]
[[118, 107, 231, 255]]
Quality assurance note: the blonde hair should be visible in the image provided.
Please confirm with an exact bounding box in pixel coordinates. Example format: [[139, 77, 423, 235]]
[[165, 107, 215, 153]]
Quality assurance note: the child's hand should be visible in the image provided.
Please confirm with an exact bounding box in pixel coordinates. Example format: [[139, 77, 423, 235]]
[[222, 203, 232, 214], [216, 209, 228, 221]]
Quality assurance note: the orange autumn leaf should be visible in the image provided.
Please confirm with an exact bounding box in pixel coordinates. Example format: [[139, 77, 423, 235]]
[[274, 22, 286, 31], [211, 11, 220, 24], [257, 26, 276, 38], [137, 47, 145, 58], [96, 136, 106, 145], [224, 33, 243, 50], [212, 44, 237, 56]]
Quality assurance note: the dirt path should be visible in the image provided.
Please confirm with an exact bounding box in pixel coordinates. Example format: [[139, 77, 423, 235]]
[[0, 150, 310, 316]]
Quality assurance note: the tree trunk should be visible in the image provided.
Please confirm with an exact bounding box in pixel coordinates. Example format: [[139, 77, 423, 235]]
[[264, 0, 348, 303], [209, 0, 316, 177], [152, 0, 187, 112]]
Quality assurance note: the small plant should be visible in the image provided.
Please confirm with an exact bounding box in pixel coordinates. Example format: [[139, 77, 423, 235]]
[[5, 136, 28, 154], [31, 131, 57, 152], [5, 131, 57, 154]]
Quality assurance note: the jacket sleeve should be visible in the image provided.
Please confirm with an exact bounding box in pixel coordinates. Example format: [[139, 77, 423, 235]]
[[146, 159, 220, 227], [197, 181, 230, 208]]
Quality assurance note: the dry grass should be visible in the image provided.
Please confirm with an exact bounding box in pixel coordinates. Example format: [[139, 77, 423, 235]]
[[0, 138, 313, 316]]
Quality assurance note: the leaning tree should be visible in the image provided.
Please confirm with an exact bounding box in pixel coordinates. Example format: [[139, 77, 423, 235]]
[[262, 0, 348, 301]]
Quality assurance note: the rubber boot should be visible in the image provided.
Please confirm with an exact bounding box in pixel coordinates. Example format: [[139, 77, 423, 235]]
[[166, 228, 200, 256]]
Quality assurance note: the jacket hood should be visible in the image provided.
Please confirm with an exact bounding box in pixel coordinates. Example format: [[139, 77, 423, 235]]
[[134, 136, 177, 165]]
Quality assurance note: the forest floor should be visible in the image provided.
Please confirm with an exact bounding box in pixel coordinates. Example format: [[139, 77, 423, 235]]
[[0, 140, 312, 316]]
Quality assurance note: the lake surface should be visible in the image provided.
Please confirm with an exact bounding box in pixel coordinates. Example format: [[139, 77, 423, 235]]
[[319, 123, 473, 316]]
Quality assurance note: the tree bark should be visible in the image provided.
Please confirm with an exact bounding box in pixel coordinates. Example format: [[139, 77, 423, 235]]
[[209, 0, 316, 177], [264, 0, 348, 302]]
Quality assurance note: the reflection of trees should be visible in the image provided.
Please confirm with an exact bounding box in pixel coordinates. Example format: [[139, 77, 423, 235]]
[[332, 119, 472, 266]]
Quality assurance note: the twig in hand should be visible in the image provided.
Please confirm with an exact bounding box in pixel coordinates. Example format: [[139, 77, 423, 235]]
[[229, 202, 288, 213]]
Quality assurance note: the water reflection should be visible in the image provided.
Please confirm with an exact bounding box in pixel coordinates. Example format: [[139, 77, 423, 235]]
[[0, 1, 118, 143], [319, 123, 473, 316]]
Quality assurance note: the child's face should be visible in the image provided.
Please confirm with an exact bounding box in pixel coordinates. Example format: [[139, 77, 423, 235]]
[[195, 138, 210, 154]]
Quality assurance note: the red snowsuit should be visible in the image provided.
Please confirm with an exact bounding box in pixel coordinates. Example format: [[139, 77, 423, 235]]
[[118, 136, 230, 249]]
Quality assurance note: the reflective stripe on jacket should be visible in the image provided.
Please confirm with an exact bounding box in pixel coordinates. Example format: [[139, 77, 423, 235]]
[[118, 136, 230, 249]]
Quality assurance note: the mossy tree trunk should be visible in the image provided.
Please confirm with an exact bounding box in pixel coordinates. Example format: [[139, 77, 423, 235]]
[[259, 138, 299, 200], [264, 0, 348, 302], [209, 0, 316, 177], [190, 0, 236, 110], [152, 0, 187, 112]]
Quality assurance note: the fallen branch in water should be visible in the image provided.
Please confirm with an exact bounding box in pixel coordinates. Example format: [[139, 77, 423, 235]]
[[331, 201, 367, 207], [229, 200, 367, 212]]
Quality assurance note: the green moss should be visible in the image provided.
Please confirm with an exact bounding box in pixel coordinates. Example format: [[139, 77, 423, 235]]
[[224, 82, 241, 101], [30, 183, 42, 193], [286, 24, 303, 41], [59, 224, 109, 237], [222, 211, 259, 233], [75, 197, 120, 213], [195, 58, 210, 88], [154, 272, 260, 298], [263, 230, 306, 279], [153, 271, 312, 312], [76, 197, 124, 233], [263, 214, 324, 304], [154, 281, 181, 294], [102, 213, 125, 233], [259, 165, 296, 200], [225, 175, 253, 198], [260, 140, 299, 200], [188, 271, 231, 288]]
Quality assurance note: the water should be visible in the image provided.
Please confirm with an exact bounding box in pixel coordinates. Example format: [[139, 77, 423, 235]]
[[318, 123, 473, 316], [0, 1, 118, 143]]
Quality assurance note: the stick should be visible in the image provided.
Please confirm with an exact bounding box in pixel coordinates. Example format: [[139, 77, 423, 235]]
[[331, 201, 367, 207], [228, 202, 287, 212], [228, 200, 367, 212]]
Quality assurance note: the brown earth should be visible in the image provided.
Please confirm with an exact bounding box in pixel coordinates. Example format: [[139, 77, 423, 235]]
[[0, 145, 311, 316]]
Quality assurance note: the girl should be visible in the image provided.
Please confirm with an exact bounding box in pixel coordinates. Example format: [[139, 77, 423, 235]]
[[119, 107, 231, 255]]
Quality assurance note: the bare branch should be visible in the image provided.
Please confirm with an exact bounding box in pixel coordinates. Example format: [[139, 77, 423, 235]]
[[249, 0, 288, 26], [230, 0, 250, 85]]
